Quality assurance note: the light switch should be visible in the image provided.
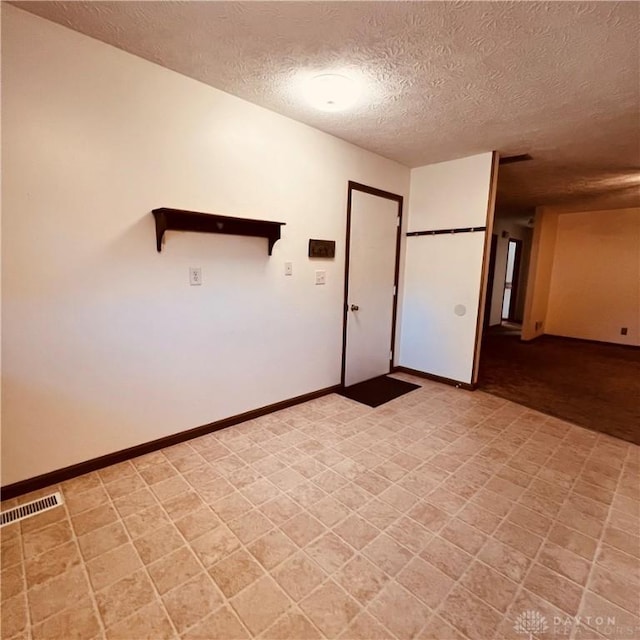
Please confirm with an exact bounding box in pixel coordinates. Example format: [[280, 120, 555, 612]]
[[284, 262, 293, 276], [315, 270, 326, 285], [189, 267, 202, 286]]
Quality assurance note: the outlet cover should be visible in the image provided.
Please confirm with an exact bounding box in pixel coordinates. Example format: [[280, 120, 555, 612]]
[[284, 262, 293, 276], [315, 270, 326, 285], [189, 267, 202, 286]]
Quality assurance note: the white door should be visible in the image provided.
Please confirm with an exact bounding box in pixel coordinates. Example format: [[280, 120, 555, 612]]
[[344, 188, 400, 386]]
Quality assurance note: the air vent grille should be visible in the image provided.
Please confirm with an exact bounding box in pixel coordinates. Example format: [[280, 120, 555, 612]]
[[1, 492, 63, 527]]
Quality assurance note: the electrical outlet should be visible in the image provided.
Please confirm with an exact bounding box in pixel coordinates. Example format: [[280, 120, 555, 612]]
[[189, 267, 202, 286], [621, 327, 628, 336], [315, 270, 326, 285], [284, 262, 293, 276]]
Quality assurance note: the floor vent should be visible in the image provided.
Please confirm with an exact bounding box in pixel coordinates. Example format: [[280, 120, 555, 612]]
[[1, 492, 63, 527]]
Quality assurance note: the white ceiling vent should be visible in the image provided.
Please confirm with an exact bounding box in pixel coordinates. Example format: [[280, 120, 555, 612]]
[[1, 492, 64, 527]]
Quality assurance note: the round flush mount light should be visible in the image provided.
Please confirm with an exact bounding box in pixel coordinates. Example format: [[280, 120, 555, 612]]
[[304, 74, 361, 112]]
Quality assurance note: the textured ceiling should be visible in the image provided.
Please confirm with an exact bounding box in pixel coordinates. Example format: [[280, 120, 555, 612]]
[[11, 1, 640, 212]]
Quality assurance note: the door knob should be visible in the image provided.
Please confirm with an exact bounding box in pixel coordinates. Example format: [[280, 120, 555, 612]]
[[350, 305, 359, 311]]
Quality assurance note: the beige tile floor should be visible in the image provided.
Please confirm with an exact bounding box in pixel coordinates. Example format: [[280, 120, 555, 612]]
[[1, 375, 639, 640]]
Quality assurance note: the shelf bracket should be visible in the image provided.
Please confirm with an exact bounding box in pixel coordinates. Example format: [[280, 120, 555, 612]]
[[154, 209, 168, 252]]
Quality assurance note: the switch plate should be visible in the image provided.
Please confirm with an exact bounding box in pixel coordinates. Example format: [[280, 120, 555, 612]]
[[189, 267, 202, 286], [284, 262, 293, 276], [315, 270, 326, 285], [621, 327, 628, 335]]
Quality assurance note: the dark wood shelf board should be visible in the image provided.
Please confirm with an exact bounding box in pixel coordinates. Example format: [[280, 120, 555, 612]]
[[152, 207, 285, 255]]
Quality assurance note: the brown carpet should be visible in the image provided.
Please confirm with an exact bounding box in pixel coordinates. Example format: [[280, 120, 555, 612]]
[[478, 332, 640, 445]]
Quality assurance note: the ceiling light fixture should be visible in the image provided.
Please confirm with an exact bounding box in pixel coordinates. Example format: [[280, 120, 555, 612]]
[[304, 74, 360, 112]]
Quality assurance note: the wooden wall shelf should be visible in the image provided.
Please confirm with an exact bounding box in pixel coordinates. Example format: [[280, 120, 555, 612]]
[[152, 208, 285, 255]]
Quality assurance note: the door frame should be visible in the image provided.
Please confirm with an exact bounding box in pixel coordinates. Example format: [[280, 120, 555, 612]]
[[483, 233, 498, 330], [341, 181, 404, 387]]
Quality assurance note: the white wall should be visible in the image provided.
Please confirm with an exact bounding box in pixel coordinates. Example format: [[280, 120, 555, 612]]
[[546, 208, 640, 345], [398, 153, 496, 385], [488, 218, 532, 326], [1, 6, 410, 485]]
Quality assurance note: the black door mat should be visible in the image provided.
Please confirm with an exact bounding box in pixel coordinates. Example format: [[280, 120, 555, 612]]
[[338, 375, 420, 408]]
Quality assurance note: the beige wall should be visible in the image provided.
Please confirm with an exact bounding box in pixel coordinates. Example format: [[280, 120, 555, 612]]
[[522, 208, 559, 341], [523, 206, 640, 345], [546, 208, 640, 345], [399, 153, 496, 384], [1, 6, 410, 485]]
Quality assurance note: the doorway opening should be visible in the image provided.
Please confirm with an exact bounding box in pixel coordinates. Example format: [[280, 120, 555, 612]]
[[481, 215, 533, 338], [501, 238, 523, 323]]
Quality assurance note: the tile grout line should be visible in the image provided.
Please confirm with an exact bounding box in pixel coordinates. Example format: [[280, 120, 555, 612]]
[[209, 399, 383, 639], [154, 417, 358, 639], [62, 495, 109, 640], [492, 423, 620, 640], [416, 410, 593, 639], [326, 384, 515, 640], [406, 409, 548, 639], [21, 487, 108, 638], [488, 418, 598, 638], [55, 465, 183, 637], [130, 452, 261, 639], [17, 505, 34, 640], [6, 383, 637, 640], [570, 442, 636, 640], [87, 460, 227, 637], [74, 466, 183, 640], [349, 386, 528, 637], [252, 395, 417, 639]]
